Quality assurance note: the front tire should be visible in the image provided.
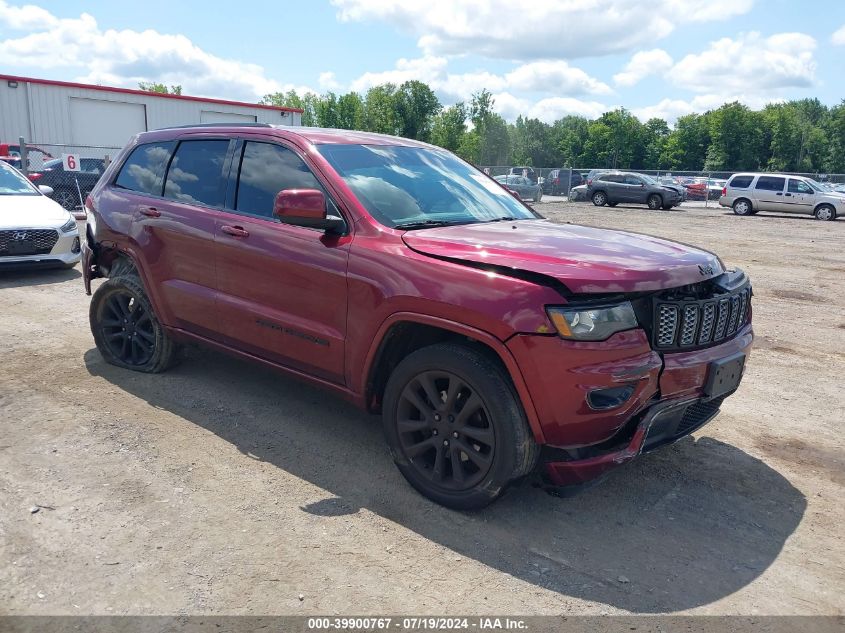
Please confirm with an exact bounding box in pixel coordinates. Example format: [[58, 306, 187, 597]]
[[647, 194, 662, 210], [382, 343, 539, 510], [592, 191, 607, 206], [814, 204, 837, 221], [733, 198, 753, 216], [90, 274, 178, 373]]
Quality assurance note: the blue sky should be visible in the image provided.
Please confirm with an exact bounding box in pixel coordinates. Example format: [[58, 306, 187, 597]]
[[1, 0, 843, 123]]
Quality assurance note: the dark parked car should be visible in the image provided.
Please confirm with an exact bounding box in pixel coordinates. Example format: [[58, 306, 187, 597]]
[[542, 169, 583, 195], [588, 171, 683, 209], [494, 175, 543, 202], [507, 166, 538, 183], [83, 124, 752, 509], [28, 158, 106, 211]]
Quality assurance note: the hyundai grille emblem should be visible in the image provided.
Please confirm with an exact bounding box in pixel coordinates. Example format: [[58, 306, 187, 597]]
[[13, 231, 28, 240]]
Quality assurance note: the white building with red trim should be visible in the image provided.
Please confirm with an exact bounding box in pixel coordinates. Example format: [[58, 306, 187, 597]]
[[0, 74, 302, 152]]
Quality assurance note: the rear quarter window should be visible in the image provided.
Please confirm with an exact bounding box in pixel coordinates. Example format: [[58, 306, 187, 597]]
[[729, 175, 754, 188], [114, 141, 176, 195], [755, 176, 786, 192]]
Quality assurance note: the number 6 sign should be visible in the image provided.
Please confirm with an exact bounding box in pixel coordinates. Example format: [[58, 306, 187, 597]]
[[62, 153, 81, 172]]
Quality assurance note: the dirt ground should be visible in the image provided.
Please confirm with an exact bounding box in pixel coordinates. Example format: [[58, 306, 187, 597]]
[[1, 201, 843, 616]]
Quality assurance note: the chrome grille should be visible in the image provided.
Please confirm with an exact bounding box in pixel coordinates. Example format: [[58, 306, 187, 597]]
[[726, 294, 741, 336], [0, 229, 59, 256], [657, 305, 679, 347], [698, 302, 716, 345], [654, 287, 750, 350], [680, 304, 699, 346], [714, 298, 730, 341]]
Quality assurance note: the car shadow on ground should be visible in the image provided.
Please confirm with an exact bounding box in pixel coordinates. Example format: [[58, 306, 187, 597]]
[[84, 345, 806, 614], [0, 265, 80, 288]]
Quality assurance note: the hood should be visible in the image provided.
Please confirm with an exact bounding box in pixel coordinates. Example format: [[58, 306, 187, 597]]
[[0, 193, 71, 229], [402, 219, 724, 294]]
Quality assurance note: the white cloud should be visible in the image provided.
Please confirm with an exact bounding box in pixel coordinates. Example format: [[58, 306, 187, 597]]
[[633, 94, 783, 124], [348, 56, 610, 103], [613, 49, 673, 87], [332, 0, 755, 59], [318, 71, 341, 91], [833, 24, 845, 45], [670, 32, 816, 93], [0, 0, 56, 29], [504, 61, 612, 94], [0, 3, 300, 102]]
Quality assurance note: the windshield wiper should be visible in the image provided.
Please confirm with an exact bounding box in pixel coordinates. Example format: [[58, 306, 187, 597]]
[[393, 219, 459, 230]]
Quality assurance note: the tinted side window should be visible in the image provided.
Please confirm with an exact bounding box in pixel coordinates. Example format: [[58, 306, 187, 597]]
[[729, 175, 754, 188], [163, 140, 229, 207], [235, 142, 323, 218], [755, 176, 785, 192], [115, 142, 175, 195], [624, 175, 642, 185], [788, 179, 813, 194]]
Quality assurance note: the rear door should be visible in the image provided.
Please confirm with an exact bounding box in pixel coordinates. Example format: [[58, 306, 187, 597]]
[[213, 138, 350, 384], [124, 137, 230, 337], [784, 178, 816, 215], [753, 175, 787, 212]]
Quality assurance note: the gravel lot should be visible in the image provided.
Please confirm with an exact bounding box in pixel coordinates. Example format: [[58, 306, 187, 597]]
[[1, 201, 843, 615]]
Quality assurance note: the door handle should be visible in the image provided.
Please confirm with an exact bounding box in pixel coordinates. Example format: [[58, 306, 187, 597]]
[[785, 193, 792, 197], [139, 206, 161, 218], [776, 192, 783, 196], [221, 225, 249, 238]]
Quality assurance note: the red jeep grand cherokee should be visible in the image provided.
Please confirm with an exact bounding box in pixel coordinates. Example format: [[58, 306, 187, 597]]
[[82, 124, 753, 509]]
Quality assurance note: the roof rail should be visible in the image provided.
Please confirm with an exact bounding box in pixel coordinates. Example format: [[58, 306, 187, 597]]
[[153, 122, 274, 130]]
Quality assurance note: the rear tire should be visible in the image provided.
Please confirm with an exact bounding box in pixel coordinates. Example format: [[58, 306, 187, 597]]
[[90, 274, 178, 373], [382, 343, 539, 510], [814, 204, 836, 221], [733, 198, 753, 216], [592, 191, 607, 206], [647, 194, 662, 210]]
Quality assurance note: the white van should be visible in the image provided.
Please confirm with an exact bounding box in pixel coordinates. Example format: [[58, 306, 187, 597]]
[[719, 173, 843, 221]]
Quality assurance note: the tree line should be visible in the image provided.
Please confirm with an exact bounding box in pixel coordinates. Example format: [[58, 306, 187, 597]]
[[139, 80, 843, 173], [261, 83, 845, 173]]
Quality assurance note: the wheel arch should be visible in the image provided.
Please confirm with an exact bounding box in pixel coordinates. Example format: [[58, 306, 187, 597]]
[[813, 202, 837, 218], [362, 313, 546, 444]]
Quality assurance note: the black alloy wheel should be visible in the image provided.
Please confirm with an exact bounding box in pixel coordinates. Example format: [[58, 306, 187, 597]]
[[396, 370, 495, 491], [99, 289, 156, 366]]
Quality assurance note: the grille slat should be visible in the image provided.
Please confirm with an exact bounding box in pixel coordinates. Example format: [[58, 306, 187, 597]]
[[0, 229, 59, 256], [655, 285, 750, 351], [680, 305, 699, 346]]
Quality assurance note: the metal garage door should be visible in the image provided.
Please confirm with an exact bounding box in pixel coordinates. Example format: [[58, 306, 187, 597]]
[[200, 110, 257, 124], [69, 98, 147, 147]]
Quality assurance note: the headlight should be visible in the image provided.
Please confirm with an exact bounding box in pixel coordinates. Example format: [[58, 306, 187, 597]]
[[546, 302, 638, 341], [60, 216, 77, 233]]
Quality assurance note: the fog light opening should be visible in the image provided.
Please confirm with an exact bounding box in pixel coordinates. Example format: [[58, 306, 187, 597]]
[[587, 385, 636, 411], [71, 237, 81, 254]]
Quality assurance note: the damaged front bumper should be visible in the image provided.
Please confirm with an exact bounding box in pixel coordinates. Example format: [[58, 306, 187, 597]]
[[541, 394, 726, 488]]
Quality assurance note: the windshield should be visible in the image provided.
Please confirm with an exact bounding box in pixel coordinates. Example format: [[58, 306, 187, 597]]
[[316, 144, 539, 228], [0, 162, 39, 195], [804, 179, 826, 192]]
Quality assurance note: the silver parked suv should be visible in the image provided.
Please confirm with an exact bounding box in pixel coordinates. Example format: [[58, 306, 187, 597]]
[[719, 173, 843, 221]]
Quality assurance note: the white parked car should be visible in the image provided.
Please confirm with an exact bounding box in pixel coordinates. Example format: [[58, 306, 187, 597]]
[[0, 160, 81, 269]]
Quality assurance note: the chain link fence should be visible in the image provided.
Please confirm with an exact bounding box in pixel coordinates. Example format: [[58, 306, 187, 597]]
[[13, 139, 121, 212]]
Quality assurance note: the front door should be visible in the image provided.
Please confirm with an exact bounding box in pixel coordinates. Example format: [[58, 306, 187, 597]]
[[214, 139, 350, 384], [783, 178, 816, 215]]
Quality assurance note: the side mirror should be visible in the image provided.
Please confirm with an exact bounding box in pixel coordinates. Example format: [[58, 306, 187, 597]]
[[273, 189, 344, 234], [38, 185, 54, 196]]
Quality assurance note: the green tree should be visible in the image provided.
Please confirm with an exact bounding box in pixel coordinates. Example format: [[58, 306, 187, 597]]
[[431, 103, 467, 153], [138, 82, 182, 95], [363, 84, 398, 134], [394, 80, 441, 141], [336, 92, 365, 130]]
